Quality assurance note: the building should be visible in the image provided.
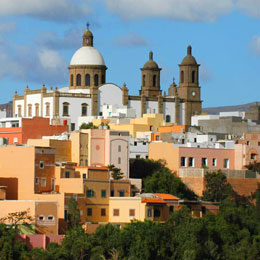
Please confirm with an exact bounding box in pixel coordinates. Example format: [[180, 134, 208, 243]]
[[13, 27, 203, 130], [0, 117, 67, 144], [149, 142, 235, 174]]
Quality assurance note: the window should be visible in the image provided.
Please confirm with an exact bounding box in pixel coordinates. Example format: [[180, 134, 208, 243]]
[[247, 141, 250, 145], [110, 190, 114, 197], [101, 208, 106, 217], [47, 215, 54, 221], [202, 158, 208, 167], [38, 215, 45, 221], [71, 123, 75, 131], [45, 103, 50, 116], [86, 189, 94, 197], [146, 155, 149, 159], [51, 178, 55, 190], [83, 173, 86, 179], [65, 171, 70, 178], [102, 74, 105, 84], [129, 209, 135, 217], [64, 210, 68, 221], [156, 135, 160, 141], [194, 138, 197, 143], [63, 102, 69, 116], [113, 209, 119, 216], [224, 159, 229, 169], [153, 75, 156, 87], [180, 70, 184, 83], [251, 153, 257, 160], [118, 157, 121, 164], [119, 191, 125, 197], [81, 103, 88, 116], [41, 177, 46, 187], [118, 145, 121, 152], [85, 74, 90, 86], [134, 141, 137, 146], [142, 75, 146, 86], [35, 177, 39, 185], [35, 103, 39, 116], [166, 115, 171, 122], [188, 157, 194, 167], [147, 208, 152, 217], [28, 104, 32, 117], [169, 206, 174, 213], [70, 74, 73, 86], [87, 208, 92, 216], [150, 125, 153, 131], [13, 137, 18, 143], [76, 74, 81, 86], [136, 155, 141, 159], [258, 142, 260, 146], [202, 206, 206, 215], [192, 70, 195, 83], [154, 208, 161, 218], [181, 157, 186, 167], [101, 189, 106, 198], [212, 158, 217, 167], [94, 74, 99, 86], [18, 105, 22, 117], [39, 161, 44, 169]]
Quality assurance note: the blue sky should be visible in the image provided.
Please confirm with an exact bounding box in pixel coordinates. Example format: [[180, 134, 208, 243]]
[[0, 0, 260, 107]]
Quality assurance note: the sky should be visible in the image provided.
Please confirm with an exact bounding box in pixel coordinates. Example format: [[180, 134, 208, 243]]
[[0, 0, 260, 108]]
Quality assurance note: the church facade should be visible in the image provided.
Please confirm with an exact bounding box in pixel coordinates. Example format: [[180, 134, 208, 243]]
[[13, 27, 202, 130]]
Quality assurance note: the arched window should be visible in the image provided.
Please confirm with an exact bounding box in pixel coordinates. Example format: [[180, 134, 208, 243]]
[[142, 75, 146, 86], [18, 105, 22, 117], [76, 74, 81, 86], [118, 145, 121, 152], [63, 102, 70, 116], [45, 102, 50, 116], [35, 103, 39, 117], [192, 71, 195, 83], [70, 74, 74, 86], [28, 104, 32, 117], [94, 74, 99, 86], [153, 75, 156, 87], [85, 74, 90, 86], [181, 71, 184, 83], [102, 74, 105, 84], [81, 103, 88, 116], [166, 115, 171, 122]]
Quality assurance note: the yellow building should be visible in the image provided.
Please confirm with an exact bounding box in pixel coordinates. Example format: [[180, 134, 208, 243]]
[[108, 113, 169, 138]]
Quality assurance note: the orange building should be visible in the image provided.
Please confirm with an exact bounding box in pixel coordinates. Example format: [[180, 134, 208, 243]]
[[151, 125, 187, 141], [0, 117, 67, 144]]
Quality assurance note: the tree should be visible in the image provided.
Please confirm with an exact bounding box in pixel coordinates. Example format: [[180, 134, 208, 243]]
[[67, 197, 81, 230], [80, 122, 98, 129], [130, 158, 166, 179], [143, 168, 197, 200], [245, 161, 260, 173], [202, 170, 233, 202], [108, 165, 124, 180]]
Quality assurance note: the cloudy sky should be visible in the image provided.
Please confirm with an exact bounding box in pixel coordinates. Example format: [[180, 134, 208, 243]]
[[0, 0, 260, 107]]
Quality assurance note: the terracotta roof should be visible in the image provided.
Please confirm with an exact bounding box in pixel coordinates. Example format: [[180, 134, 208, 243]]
[[154, 193, 179, 200], [142, 198, 166, 204], [73, 166, 108, 170]]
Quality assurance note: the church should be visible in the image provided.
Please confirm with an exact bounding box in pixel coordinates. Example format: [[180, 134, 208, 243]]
[[13, 26, 202, 130]]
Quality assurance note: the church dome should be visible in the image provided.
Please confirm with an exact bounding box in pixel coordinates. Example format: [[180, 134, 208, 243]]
[[143, 51, 159, 69], [181, 45, 197, 65], [70, 46, 105, 66]]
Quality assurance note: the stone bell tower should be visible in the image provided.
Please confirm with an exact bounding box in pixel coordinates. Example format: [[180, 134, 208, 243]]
[[140, 51, 162, 98], [178, 45, 202, 125]]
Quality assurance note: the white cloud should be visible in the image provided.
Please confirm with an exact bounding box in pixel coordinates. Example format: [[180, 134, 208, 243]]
[[0, 0, 90, 22], [103, 0, 233, 22], [38, 49, 66, 70], [249, 35, 260, 55], [236, 0, 260, 18], [114, 33, 149, 46], [200, 63, 212, 83]]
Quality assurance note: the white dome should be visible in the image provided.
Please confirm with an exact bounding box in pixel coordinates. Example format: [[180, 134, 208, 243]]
[[70, 46, 105, 66]]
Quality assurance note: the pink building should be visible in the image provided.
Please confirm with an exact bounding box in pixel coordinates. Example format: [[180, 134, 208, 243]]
[[149, 142, 235, 174]]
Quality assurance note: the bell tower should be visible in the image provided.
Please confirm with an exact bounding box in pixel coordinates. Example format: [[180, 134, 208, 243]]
[[177, 45, 202, 125], [140, 51, 162, 98]]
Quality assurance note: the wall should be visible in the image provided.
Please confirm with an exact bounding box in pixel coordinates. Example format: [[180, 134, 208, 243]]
[[109, 197, 146, 223]]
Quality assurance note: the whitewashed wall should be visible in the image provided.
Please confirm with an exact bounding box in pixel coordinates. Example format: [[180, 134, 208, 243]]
[[129, 100, 141, 118], [146, 101, 158, 114], [164, 101, 175, 123]]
